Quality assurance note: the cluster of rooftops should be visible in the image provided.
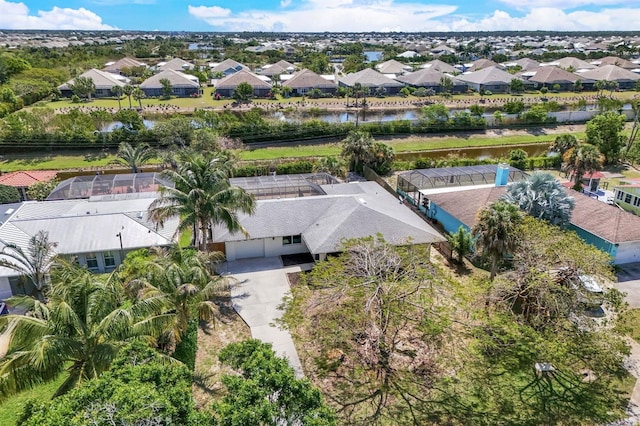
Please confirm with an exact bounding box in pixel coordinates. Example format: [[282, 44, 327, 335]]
[[57, 54, 640, 100]]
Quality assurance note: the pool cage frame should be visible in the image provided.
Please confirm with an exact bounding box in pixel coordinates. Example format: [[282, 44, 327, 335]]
[[229, 173, 339, 200]]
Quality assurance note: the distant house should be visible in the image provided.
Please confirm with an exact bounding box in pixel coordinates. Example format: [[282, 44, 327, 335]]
[[0, 171, 58, 201], [103, 57, 146, 75], [542, 57, 596, 72], [396, 69, 466, 93], [259, 60, 295, 77], [522, 66, 591, 91], [139, 69, 200, 97], [210, 59, 250, 76], [58, 69, 129, 98], [455, 66, 522, 93], [282, 69, 337, 96], [375, 59, 412, 75], [339, 68, 405, 95], [157, 58, 195, 72], [419, 59, 457, 74], [578, 65, 640, 90], [214, 70, 272, 98], [466, 58, 501, 72], [503, 58, 540, 71], [591, 56, 637, 70]]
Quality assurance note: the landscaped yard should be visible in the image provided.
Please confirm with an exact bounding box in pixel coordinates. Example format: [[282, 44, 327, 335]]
[[0, 376, 65, 425]]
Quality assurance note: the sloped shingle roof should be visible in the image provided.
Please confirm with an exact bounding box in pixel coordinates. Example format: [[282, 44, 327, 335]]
[[526, 66, 590, 85], [215, 70, 272, 90], [0, 171, 57, 188], [339, 68, 404, 88], [283, 69, 337, 90], [578, 65, 640, 83], [420, 59, 457, 73], [376, 59, 409, 74], [58, 69, 127, 91], [158, 58, 194, 71], [456, 66, 519, 86], [210, 59, 250, 74], [140, 69, 199, 89]]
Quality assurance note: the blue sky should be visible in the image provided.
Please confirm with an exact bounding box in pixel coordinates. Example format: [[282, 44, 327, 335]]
[[2, 0, 640, 32]]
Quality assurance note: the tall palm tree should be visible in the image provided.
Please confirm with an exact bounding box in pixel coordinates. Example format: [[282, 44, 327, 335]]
[[125, 245, 229, 344], [0, 230, 56, 299], [502, 172, 575, 226], [473, 201, 522, 281], [122, 84, 134, 109], [341, 129, 373, 173], [114, 141, 155, 173], [313, 156, 347, 179], [563, 144, 603, 191], [0, 263, 171, 399], [132, 87, 145, 109], [111, 85, 123, 110], [148, 151, 255, 251]]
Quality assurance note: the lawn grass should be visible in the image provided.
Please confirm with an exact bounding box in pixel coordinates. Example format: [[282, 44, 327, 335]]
[[0, 375, 65, 425], [616, 308, 640, 344]]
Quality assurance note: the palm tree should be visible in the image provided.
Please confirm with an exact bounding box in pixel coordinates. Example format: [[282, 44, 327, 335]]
[[341, 129, 374, 173], [446, 226, 473, 264], [69, 76, 95, 101], [0, 230, 56, 299], [111, 85, 123, 110], [132, 87, 145, 109], [563, 144, 603, 191], [550, 134, 578, 157], [122, 84, 134, 109], [148, 151, 256, 251], [114, 142, 155, 173], [125, 245, 229, 344], [0, 263, 171, 399], [473, 201, 522, 281], [313, 156, 347, 179], [502, 172, 575, 226]]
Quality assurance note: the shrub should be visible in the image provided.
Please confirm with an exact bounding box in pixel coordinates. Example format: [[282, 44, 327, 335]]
[[172, 319, 198, 370], [0, 184, 21, 203]]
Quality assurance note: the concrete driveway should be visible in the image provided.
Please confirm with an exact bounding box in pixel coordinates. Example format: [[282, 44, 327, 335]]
[[614, 263, 640, 308], [224, 257, 312, 377]]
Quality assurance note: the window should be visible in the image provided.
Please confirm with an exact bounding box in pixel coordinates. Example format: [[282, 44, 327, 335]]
[[616, 190, 624, 200], [85, 253, 99, 271], [625, 193, 633, 204], [282, 235, 302, 245], [103, 251, 116, 270], [634, 197, 640, 207]]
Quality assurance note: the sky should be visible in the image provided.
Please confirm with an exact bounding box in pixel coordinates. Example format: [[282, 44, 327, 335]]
[[1, 0, 640, 32]]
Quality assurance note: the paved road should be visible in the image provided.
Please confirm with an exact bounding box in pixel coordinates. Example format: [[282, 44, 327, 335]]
[[615, 263, 640, 308], [224, 257, 312, 378]]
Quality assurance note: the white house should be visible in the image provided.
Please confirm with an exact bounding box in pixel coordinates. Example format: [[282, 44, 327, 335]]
[[214, 180, 444, 262]]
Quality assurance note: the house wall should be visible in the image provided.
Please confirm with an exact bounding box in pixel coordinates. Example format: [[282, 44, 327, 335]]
[[613, 187, 640, 215], [616, 241, 640, 264], [225, 236, 309, 261], [76, 250, 125, 274], [141, 87, 199, 98], [427, 201, 468, 234], [566, 224, 617, 260]]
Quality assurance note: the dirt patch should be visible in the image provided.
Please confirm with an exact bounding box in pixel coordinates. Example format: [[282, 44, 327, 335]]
[[192, 292, 251, 411]]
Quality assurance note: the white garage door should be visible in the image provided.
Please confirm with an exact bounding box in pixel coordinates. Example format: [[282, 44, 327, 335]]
[[234, 239, 265, 260], [615, 241, 640, 265]]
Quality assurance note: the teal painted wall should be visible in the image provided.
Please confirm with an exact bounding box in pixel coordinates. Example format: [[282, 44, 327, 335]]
[[566, 224, 616, 259]]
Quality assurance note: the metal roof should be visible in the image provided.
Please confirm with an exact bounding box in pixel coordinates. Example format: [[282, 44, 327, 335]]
[[230, 173, 338, 200], [398, 165, 528, 190]]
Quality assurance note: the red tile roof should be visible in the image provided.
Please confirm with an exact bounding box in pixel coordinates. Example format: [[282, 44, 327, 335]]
[[0, 171, 57, 187]]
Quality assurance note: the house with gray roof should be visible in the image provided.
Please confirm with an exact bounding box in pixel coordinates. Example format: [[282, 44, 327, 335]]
[[58, 69, 129, 98], [376, 59, 411, 75], [578, 65, 640, 89], [282, 69, 337, 96], [503, 58, 540, 71], [455, 66, 522, 93], [139, 69, 200, 97], [0, 193, 179, 299], [396, 69, 466, 93], [214, 70, 272, 98], [592, 56, 637, 70], [210, 59, 250, 76], [522, 66, 591, 91], [213, 181, 444, 262], [419, 59, 457, 74], [339, 68, 405, 95], [157, 58, 195, 72], [103, 57, 147, 75], [542, 57, 596, 72]]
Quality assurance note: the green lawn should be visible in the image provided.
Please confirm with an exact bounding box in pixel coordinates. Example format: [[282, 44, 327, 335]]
[[617, 308, 640, 344], [0, 376, 65, 425]]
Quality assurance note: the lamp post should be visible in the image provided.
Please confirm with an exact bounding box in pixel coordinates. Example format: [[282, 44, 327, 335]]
[[116, 230, 123, 260]]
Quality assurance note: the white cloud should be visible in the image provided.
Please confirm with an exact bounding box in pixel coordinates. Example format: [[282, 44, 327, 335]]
[[188, 0, 458, 32], [495, 0, 632, 9], [0, 0, 116, 30], [187, 5, 231, 18], [444, 7, 640, 31], [188, 0, 640, 32], [280, 0, 292, 7]]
